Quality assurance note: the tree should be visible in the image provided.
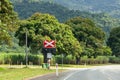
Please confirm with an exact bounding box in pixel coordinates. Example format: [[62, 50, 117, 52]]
[[65, 17, 110, 58], [0, 0, 18, 45], [15, 13, 82, 56], [107, 27, 120, 57]]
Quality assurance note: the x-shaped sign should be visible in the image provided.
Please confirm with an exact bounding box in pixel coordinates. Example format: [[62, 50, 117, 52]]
[[44, 40, 56, 48]]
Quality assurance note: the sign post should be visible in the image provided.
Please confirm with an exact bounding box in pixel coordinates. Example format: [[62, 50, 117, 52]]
[[47, 53, 52, 69], [42, 40, 56, 69], [62, 54, 63, 69], [25, 29, 28, 68]]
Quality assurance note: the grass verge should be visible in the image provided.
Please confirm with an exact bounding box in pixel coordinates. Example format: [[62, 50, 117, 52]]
[[0, 64, 112, 80], [0, 67, 56, 80]]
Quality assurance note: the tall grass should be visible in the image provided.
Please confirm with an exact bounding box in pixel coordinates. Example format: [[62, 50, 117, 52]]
[[0, 53, 43, 65], [109, 56, 120, 64], [0, 53, 119, 65], [54, 55, 111, 65], [81, 56, 109, 64]]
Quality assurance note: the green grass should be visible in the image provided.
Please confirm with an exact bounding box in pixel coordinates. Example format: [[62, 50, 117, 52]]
[[0, 63, 113, 80], [52, 64, 92, 68], [0, 64, 91, 80], [51, 63, 117, 69], [0, 67, 5, 71], [0, 67, 56, 80]]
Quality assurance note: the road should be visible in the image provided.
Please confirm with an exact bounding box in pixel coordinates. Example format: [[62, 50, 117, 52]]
[[29, 65, 120, 80]]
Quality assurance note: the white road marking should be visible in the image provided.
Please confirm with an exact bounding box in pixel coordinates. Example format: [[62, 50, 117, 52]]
[[108, 77, 113, 80], [90, 68, 98, 71], [63, 70, 79, 80], [64, 65, 120, 80], [100, 69, 113, 80]]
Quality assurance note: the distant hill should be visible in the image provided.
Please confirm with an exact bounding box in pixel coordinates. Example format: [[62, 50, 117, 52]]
[[11, 0, 96, 22], [10, 0, 120, 37], [51, 0, 120, 18], [11, 0, 120, 18]]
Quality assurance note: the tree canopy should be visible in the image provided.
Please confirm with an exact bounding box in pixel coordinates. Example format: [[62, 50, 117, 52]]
[[15, 13, 82, 56], [65, 17, 111, 57], [0, 0, 18, 45], [107, 26, 120, 57]]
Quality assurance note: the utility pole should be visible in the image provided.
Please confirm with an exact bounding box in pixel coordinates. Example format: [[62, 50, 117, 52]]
[[25, 29, 28, 67], [62, 54, 63, 69]]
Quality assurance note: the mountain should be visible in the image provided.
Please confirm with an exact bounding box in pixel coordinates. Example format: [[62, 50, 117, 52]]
[[11, 0, 95, 22], [53, 0, 120, 18], [10, 0, 120, 38], [11, 0, 120, 18]]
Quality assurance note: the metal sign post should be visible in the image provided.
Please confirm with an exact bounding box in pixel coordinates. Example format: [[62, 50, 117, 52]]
[[25, 29, 28, 67], [47, 53, 52, 69], [42, 40, 56, 69], [62, 54, 63, 69]]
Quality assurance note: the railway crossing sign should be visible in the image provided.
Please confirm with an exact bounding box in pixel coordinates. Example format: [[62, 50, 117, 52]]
[[42, 40, 56, 65], [43, 40, 56, 48]]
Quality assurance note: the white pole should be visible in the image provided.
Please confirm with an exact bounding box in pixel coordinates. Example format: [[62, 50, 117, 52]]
[[56, 63, 58, 76]]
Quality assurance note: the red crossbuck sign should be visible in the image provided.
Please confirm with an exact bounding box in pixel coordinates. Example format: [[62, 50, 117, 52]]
[[43, 40, 56, 48]]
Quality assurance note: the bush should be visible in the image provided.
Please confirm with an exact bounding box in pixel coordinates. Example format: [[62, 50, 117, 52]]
[[65, 55, 76, 64], [109, 56, 120, 64], [80, 56, 88, 64], [28, 54, 43, 65], [80, 56, 109, 64], [55, 55, 75, 64], [96, 56, 109, 64], [55, 55, 63, 64]]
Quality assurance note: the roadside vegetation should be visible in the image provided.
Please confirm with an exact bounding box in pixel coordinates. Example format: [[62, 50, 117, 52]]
[[0, 0, 120, 79], [0, 53, 119, 65]]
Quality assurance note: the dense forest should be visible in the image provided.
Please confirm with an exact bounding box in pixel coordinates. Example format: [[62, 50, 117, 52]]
[[11, 0, 120, 18]]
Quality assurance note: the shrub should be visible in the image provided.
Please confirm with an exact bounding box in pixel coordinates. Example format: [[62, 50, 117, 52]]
[[55, 55, 62, 64], [80, 56, 109, 64], [55, 55, 75, 64], [28, 54, 43, 65], [109, 56, 120, 64], [80, 56, 88, 65], [65, 55, 76, 64], [96, 56, 109, 64]]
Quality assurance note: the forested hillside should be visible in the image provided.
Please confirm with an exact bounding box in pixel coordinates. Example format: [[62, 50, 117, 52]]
[[11, 0, 120, 38], [11, 0, 120, 18], [12, 0, 92, 21], [47, 0, 120, 18]]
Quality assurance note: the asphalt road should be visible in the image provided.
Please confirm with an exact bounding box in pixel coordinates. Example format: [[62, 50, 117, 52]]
[[29, 65, 120, 80]]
